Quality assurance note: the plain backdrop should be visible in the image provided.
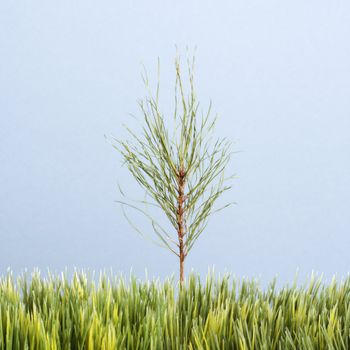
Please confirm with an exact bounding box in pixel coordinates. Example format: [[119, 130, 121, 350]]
[[1, 1, 350, 287]]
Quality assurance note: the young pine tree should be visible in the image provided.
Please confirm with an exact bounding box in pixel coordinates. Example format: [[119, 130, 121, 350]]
[[112, 56, 233, 284]]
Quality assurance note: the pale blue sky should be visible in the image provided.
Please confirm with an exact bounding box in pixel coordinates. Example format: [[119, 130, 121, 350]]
[[1, 1, 350, 286]]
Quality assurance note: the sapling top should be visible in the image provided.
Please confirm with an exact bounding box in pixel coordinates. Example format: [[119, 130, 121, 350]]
[[112, 55, 233, 284]]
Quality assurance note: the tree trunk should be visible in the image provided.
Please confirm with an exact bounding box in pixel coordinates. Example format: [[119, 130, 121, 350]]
[[179, 245, 185, 284], [177, 165, 186, 285]]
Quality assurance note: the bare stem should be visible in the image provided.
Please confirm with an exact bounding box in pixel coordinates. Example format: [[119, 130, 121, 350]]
[[177, 165, 186, 284]]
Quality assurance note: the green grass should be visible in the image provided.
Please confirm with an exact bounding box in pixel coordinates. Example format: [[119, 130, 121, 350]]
[[1, 270, 350, 349]]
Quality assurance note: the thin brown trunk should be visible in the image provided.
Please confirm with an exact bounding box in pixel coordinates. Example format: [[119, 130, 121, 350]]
[[177, 165, 186, 285], [179, 245, 185, 284]]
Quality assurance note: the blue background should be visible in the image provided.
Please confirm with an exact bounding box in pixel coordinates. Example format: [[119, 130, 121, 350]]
[[1, 1, 350, 286]]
